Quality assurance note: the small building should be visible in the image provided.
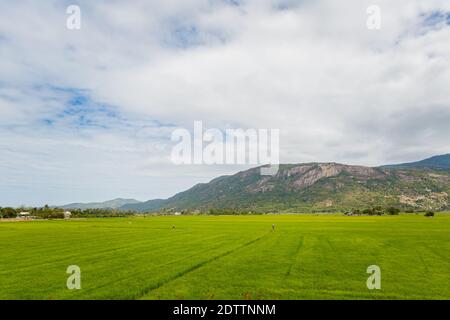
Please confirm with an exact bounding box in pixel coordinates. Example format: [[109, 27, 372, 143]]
[[17, 212, 31, 220], [64, 211, 72, 219], [174, 212, 182, 216]]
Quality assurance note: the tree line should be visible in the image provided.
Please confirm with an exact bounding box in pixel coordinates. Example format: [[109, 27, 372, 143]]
[[0, 205, 133, 219], [349, 206, 435, 217]]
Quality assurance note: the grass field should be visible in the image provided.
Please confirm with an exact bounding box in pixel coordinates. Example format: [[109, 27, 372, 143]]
[[0, 214, 449, 300]]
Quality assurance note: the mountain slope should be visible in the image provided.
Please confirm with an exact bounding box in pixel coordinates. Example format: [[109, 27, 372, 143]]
[[383, 154, 450, 171], [59, 198, 141, 210], [123, 162, 450, 213], [121, 199, 167, 212]]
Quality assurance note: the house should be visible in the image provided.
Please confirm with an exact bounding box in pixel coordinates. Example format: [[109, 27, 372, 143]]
[[64, 211, 72, 219], [17, 212, 31, 220], [174, 212, 182, 216]]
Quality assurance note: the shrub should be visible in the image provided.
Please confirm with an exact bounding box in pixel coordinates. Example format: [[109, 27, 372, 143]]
[[386, 207, 400, 215], [0, 207, 17, 218], [424, 211, 435, 217]]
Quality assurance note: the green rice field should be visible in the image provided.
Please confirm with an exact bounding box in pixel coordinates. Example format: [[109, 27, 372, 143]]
[[0, 214, 449, 300]]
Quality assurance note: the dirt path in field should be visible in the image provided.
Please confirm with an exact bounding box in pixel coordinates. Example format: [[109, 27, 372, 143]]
[[285, 236, 304, 277]]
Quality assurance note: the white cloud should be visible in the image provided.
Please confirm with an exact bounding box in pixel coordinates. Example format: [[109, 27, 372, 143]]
[[1, 0, 450, 206]]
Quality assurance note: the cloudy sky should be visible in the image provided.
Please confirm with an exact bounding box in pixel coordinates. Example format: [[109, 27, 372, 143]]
[[1, 0, 450, 207]]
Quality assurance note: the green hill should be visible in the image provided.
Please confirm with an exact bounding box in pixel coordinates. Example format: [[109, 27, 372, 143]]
[[122, 161, 450, 213], [59, 198, 141, 210], [383, 154, 450, 171]]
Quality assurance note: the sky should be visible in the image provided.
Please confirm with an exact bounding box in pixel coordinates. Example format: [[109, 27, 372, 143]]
[[1, 0, 450, 207]]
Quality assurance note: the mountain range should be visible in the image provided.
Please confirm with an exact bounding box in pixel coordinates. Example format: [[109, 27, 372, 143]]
[[59, 198, 141, 210], [382, 154, 450, 171], [60, 154, 450, 213], [120, 154, 450, 213]]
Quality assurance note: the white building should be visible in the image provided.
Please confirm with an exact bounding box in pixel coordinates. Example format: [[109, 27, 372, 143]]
[[64, 211, 72, 219], [17, 212, 30, 220]]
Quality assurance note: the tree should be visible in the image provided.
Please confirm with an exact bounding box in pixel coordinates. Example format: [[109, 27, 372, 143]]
[[373, 206, 384, 215], [0, 207, 17, 218], [424, 211, 435, 217], [386, 207, 400, 215]]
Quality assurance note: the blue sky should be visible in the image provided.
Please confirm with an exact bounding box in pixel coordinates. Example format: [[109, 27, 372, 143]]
[[1, 0, 450, 207]]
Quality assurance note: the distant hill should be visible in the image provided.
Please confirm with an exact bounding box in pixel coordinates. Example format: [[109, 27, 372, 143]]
[[121, 159, 450, 213], [382, 154, 450, 171], [121, 199, 166, 212], [59, 198, 141, 210]]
